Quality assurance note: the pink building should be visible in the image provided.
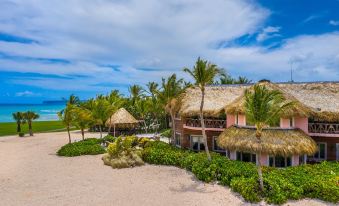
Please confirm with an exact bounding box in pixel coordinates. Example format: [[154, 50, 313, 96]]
[[174, 81, 339, 167]]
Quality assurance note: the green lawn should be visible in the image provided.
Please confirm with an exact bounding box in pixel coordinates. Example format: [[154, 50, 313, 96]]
[[0, 121, 73, 136]]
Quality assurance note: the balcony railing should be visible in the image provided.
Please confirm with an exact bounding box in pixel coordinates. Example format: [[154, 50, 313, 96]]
[[185, 118, 226, 129], [308, 123, 339, 134]]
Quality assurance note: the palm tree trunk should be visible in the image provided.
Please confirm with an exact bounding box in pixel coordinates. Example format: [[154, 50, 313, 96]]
[[28, 122, 33, 136], [200, 89, 211, 161], [99, 125, 103, 138], [143, 120, 148, 133], [67, 126, 71, 144], [108, 117, 112, 134], [170, 112, 175, 145], [81, 128, 85, 140], [17, 122, 21, 133], [113, 124, 116, 137], [257, 151, 264, 191]]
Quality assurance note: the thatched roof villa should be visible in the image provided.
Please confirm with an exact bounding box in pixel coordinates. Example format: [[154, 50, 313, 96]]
[[175, 81, 339, 167]]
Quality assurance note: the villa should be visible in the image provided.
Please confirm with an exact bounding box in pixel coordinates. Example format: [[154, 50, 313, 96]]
[[175, 81, 339, 167]]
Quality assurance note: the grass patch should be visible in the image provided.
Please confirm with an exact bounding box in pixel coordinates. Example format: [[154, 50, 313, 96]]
[[0, 121, 77, 136], [57, 138, 105, 157]]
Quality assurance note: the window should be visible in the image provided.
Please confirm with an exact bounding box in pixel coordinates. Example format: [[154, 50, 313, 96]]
[[190, 135, 205, 151], [213, 136, 225, 152], [236, 152, 256, 163], [289, 118, 294, 127], [312, 143, 326, 160], [175, 133, 181, 147], [269, 156, 291, 167]]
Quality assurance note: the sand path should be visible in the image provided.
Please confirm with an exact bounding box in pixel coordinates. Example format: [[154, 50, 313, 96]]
[[0, 131, 332, 206]]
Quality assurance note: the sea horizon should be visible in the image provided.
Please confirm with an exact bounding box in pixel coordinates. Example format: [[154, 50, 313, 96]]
[[0, 102, 66, 123]]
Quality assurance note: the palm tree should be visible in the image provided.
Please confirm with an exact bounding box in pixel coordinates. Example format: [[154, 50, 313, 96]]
[[106, 90, 125, 133], [135, 98, 152, 133], [68, 94, 80, 105], [158, 74, 184, 144], [58, 104, 74, 143], [244, 84, 294, 191], [12, 112, 25, 133], [145, 82, 159, 99], [91, 97, 110, 138], [72, 107, 92, 140], [183, 57, 221, 160], [129, 85, 144, 104], [23, 111, 40, 136]]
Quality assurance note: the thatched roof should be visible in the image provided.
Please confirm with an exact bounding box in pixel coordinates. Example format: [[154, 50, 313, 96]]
[[225, 82, 314, 118], [105, 108, 139, 127], [178, 82, 339, 122], [179, 85, 248, 117], [218, 125, 317, 156]]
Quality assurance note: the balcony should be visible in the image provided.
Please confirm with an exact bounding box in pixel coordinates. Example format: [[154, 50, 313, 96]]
[[308, 122, 339, 135], [184, 118, 226, 131]]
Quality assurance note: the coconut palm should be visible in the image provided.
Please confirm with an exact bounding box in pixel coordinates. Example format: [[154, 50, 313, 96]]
[[158, 74, 185, 144], [106, 90, 125, 133], [23, 111, 40, 136], [134, 98, 152, 133], [183, 57, 221, 160], [244, 84, 294, 191], [72, 107, 92, 140], [91, 97, 110, 138], [58, 104, 74, 143], [12, 112, 25, 133], [129, 85, 144, 104]]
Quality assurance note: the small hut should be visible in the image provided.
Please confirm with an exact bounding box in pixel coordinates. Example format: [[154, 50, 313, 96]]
[[106, 108, 140, 137], [218, 125, 317, 166]]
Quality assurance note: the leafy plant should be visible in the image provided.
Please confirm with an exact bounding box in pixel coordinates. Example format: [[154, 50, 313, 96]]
[[57, 138, 105, 157]]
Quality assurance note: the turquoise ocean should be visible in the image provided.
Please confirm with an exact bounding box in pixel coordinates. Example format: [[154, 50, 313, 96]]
[[0, 103, 66, 122]]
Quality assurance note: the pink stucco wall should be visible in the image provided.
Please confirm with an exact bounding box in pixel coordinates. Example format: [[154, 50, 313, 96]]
[[227, 114, 236, 128], [280, 118, 291, 128], [294, 117, 308, 133], [237, 114, 246, 126]]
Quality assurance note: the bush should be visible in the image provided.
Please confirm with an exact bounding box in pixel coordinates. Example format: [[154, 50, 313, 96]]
[[103, 135, 144, 169], [57, 138, 105, 157], [142, 141, 339, 205], [102, 135, 116, 143], [160, 129, 171, 138], [18, 132, 25, 137], [230, 177, 261, 203], [138, 137, 151, 148]]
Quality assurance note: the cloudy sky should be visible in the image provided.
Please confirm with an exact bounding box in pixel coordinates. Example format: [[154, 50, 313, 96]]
[[0, 0, 339, 103]]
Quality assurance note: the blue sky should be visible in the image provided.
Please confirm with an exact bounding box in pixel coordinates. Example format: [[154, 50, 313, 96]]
[[0, 0, 338, 103]]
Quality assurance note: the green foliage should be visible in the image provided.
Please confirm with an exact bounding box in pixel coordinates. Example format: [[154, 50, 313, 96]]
[[138, 137, 151, 148], [160, 129, 171, 138], [18, 132, 25, 137], [57, 138, 105, 157], [230, 177, 261, 202], [102, 134, 116, 143], [103, 136, 144, 169], [142, 141, 339, 204]]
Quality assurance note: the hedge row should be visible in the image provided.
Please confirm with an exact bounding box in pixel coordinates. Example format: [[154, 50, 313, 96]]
[[142, 141, 339, 204], [57, 138, 106, 157]]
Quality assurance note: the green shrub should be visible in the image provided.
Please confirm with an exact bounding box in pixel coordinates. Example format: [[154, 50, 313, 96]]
[[138, 137, 151, 148], [103, 136, 144, 169], [160, 129, 171, 138], [142, 142, 339, 205], [57, 138, 105, 157], [18, 132, 25, 137], [230, 177, 261, 202], [102, 135, 116, 143]]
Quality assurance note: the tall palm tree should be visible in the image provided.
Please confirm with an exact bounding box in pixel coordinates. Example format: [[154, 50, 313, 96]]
[[145, 81, 159, 99], [68, 94, 80, 105], [129, 85, 144, 104], [158, 74, 185, 144], [244, 84, 294, 191], [58, 104, 74, 143], [12, 112, 25, 133], [183, 57, 221, 160], [135, 98, 152, 133], [72, 107, 92, 140], [23, 111, 40, 136]]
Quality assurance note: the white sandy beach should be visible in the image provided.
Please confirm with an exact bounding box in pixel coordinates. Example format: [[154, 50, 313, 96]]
[[0, 131, 333, 206]]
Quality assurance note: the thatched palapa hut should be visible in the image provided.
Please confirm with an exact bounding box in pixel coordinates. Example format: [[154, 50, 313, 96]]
[[106, 108, 139, 137], [218, 125, 317, 157]]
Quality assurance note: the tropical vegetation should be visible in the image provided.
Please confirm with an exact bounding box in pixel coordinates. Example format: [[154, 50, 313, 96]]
[[57, 138, 105, 157], [142, 141, 339, 204]]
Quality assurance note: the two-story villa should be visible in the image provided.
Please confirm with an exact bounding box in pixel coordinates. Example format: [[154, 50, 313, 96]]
[[174, 81, 339, 167]]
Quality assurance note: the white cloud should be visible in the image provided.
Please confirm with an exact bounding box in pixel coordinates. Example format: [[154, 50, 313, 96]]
[[329, 20, 339, 26], [256, 26, 281, 42], [15, 91, 41, 97]]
